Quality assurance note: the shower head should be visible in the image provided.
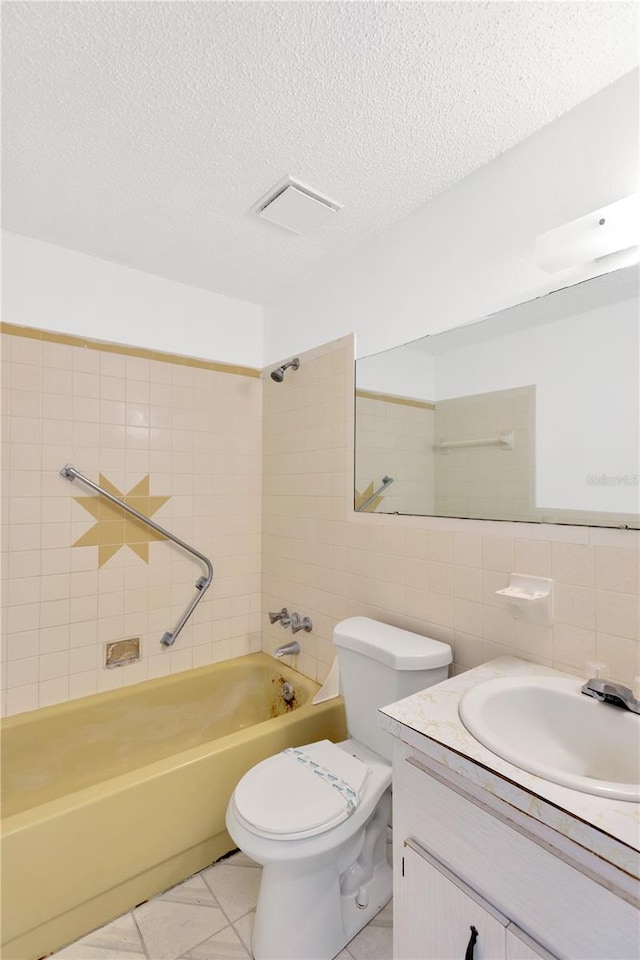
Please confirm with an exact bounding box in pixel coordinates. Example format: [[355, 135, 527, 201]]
[[270, 358, 300, 382]]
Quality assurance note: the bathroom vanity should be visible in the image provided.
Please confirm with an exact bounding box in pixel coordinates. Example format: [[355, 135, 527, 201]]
[[380, 658, 640, 960]]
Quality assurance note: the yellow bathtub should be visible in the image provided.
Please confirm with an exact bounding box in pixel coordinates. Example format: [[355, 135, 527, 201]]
[[1, 653, 347, 960]]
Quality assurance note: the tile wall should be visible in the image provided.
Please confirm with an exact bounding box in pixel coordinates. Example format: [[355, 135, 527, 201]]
[[355, 394, 435, 515], [2, 327, 639, 717], [1, 328, 262, 716], [434, 385, 535, 521], [262, 336, 640, 686]]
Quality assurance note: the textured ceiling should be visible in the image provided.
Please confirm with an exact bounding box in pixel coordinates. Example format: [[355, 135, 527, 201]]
[[3, 2, 638, 305]]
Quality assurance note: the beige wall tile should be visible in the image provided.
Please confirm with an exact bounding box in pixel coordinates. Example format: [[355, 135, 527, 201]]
[[514, 538, 552, 577], [5, 682, 38, 715], [3, 330, 639, 716], [454, 532, 482, 569], [482, 605, 516, 647], [2, 329, 262, 713], [552, 622, 596, 676], [452, 631, 486, 670], [482, 536, 514, 572], [454, 566, 483, 602], [264, 337, 638, 690], [552, 542, 594, 587], [595, 546, 640, 595], [427, 529, 454, 563], [515, 620, 553, 660], [554, 583, 596, 630], [595, 590, 639, 639], [596, 633, 640, 685]]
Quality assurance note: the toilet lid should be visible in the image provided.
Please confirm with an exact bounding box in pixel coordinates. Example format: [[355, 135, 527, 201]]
[[234, 741, 369, 839]]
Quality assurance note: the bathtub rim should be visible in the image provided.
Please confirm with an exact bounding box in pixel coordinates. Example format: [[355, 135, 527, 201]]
[[1, 653, 333, 832], [0, 650, 318, 730]]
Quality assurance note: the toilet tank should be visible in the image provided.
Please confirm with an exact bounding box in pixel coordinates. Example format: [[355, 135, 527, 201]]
[[333, 617, 452, 761]]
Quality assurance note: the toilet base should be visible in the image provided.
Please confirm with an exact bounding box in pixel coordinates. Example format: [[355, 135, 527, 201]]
[[250, 791, 392, 960], [341, 859, 393, 947], [252, 857, 392, 960]]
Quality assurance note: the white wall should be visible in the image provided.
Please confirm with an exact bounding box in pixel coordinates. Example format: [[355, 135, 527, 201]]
[[2, 232, 264, 367], [264, 71, 639, 363], [356, 344, 436, 401]]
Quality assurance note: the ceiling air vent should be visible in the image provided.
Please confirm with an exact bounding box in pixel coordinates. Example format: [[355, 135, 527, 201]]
[[253, 177, 342, 235]]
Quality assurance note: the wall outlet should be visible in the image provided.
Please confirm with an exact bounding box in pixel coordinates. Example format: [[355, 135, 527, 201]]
[[105, 637, 141, 668]]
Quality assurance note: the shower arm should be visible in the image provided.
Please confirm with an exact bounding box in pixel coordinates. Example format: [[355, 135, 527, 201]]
[[59, 464, 213, 647], [356, 475, 394, 513]]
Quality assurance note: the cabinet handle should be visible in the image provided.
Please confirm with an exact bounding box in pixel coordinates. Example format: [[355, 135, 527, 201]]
[[464, 925, 479, 960]]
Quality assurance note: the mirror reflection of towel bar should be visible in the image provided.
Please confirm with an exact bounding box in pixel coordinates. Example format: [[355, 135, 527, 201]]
[[435, 431, 513, 451]]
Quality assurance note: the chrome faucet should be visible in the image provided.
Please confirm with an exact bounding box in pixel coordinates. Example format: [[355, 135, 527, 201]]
[[269, 608, 291, 628], [581, 678, 640, 714], [274, 640, 300, 659]]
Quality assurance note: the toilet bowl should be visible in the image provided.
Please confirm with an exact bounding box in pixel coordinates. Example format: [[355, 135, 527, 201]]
[[226, 738, 391, 960], [226, 617, 452, 960]]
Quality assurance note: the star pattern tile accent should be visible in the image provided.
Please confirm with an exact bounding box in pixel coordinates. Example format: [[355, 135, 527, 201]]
[[72, 474, 171, 567], [354, 481, 385, 513]]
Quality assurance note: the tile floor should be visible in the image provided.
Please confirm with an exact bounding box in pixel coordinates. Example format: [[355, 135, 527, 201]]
[[48, 850, 393, 960]]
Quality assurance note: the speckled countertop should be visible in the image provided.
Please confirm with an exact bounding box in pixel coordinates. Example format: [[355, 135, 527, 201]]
[[379, 657, 640, 880]]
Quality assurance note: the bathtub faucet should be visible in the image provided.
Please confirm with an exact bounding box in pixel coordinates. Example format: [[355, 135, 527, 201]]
[[269, 607, 292, 628], [291, 612, 313, 634], [274, 640, 300, 658]]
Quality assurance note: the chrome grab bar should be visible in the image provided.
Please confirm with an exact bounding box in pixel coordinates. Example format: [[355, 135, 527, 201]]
[[59, 464, 213, 647]]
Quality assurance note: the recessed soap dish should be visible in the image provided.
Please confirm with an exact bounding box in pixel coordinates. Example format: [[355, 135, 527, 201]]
[[495, 574, 553, 623]]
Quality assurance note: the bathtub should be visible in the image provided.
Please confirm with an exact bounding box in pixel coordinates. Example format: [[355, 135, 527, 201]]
[[1, 652, 347, 960]]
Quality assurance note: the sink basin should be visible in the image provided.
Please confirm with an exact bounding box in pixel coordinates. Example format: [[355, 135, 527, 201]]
[[458, 675, 640, 801]]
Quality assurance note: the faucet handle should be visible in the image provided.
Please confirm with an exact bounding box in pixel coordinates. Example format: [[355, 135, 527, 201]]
[[269, 607, 290, 626], [290, 613, 313, 634]]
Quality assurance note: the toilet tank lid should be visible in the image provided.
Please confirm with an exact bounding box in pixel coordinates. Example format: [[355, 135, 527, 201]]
[[333, 617, 452, 670]]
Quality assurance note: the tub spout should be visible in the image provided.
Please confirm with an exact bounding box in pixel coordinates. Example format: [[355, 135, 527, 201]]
[[274, 640, 300, 659]]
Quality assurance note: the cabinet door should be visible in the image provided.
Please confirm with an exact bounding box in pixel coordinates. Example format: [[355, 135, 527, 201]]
[[397, 843, 508, 960], [506, 926, 557, 960]]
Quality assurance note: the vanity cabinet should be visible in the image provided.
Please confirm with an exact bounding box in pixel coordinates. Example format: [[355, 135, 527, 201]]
[[505, 929, 555, 960], [398, 841, 554, 960], [393, 741, 640, 960]]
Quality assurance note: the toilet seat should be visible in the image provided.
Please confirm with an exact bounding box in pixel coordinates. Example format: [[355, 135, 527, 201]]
[[233, 740, 370, 841]]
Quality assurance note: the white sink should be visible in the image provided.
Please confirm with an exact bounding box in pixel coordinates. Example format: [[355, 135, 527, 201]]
[[458, 675, 640, 801]]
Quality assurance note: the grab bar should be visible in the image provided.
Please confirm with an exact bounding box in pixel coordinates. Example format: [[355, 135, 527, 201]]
[[356, 475, 394, 512], [60, 464, 213, 647], [435, 431, 513, 451]]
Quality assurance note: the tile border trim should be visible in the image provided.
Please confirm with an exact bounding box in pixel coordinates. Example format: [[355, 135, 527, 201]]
[[356, 388, 435, 410], [0, 322, 261, 378]]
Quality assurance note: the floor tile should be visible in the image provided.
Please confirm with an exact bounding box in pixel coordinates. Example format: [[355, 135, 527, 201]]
[[368, 900, 393, 927], [50, 913, 145, 958], [47, 857, 393, 960], [232, 910, 255, 951], [223, 850, 257, 868], [180, 924, 250, 959], [347, 921, 393, 960], [159, 874, 220, 907], [134, 897, 228, 960], [201, 863, 262, 923]]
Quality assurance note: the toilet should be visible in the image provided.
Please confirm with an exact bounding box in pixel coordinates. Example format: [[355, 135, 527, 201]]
[[225, 616, 452, 960]]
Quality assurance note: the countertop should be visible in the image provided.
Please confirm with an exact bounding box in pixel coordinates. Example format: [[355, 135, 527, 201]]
[[379, 656, 640, 880]]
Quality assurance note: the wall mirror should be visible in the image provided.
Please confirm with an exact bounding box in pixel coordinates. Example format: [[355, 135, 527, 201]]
[[354, 266, 639, 528]]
